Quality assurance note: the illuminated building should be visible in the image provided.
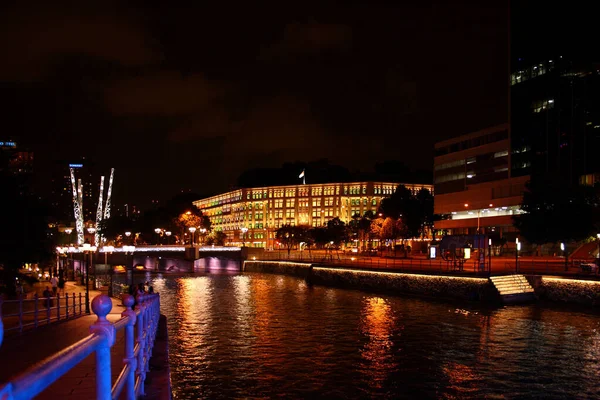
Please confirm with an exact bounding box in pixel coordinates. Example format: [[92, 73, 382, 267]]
[[193, 181, 432, 248], [433, 124, 527, 240]]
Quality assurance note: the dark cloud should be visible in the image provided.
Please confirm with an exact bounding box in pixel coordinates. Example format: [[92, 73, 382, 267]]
[[0, 2, 161, 81], [2, 1, 509, 208], [104, 72, 229, 116], [259, 22, 352, 61]]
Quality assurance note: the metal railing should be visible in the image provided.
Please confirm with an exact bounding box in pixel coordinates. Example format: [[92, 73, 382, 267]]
[[0, 293, 160, 400], [1, 293, 85, 334], [255, 252, 600, 279]]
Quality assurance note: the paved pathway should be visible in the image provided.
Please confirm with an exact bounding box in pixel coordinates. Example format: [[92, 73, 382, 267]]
[[0, 286, 128, 399]]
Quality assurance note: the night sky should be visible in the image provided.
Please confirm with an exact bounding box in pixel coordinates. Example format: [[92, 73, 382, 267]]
[[1, 1, 508, 208]]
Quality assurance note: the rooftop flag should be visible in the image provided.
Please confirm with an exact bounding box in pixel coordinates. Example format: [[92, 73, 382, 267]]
[[299, 169, 305, 184]]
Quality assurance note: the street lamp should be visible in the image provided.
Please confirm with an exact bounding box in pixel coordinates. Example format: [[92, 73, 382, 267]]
[[515, 238, 521, 273], [87, 227, 97, 246], [123, 245, 136, 292], [165, 231, 172, 245], [64, 228, 73, 246], [488, 238, 492, 274], [67, 246, 77, 281], [154, 228, 162, 245], [200, 228, 206, 245], [596, 233, 600, 261], [241, 227, 248, 247], [189, 227, 197, 246], [104, 246, 115, 297], [561, 242, 567, 271], [125, 231, 132, 246], [79, 243, 97, 314]]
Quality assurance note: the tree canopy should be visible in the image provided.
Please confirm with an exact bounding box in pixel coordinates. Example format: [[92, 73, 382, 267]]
[[513, 179, 599, 244]]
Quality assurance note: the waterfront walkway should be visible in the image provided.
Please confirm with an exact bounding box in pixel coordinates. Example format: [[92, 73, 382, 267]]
[[0, 283, 167, 399]]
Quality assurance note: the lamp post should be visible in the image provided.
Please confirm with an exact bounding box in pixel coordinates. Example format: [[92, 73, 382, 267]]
[[87, 226, 97, 248], [241, 227, 248, 247], [124, 245, 136, 292], [596, 233, 600, 261], [104, 246, 115, 297], [561, 242, 567, 271], [488, 238, 492, 275], [67, 246, 76, 281], [165, 231, 172, 245], [79, 243, 97, 314], [515, 238, 521, 273], [154, 228, 162, 245], [64, 228, 73, 247], [55, 247, 61, 277], [189, 227, 197, 247], [200, 228, 206, 245], [124, 231, 132, 247]]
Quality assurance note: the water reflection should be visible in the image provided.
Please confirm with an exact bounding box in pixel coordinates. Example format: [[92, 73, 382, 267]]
[[359, 297, 397, 390], [136, 268, 600, 399]]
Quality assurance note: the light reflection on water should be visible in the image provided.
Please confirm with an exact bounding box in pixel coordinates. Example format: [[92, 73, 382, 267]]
[[149, 270, 600, 399]]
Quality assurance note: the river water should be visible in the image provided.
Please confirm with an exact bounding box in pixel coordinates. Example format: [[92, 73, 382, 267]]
[[142, 262, 600, 399]]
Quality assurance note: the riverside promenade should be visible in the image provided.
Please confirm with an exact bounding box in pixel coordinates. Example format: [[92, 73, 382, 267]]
[[0, 282, 169, 399]]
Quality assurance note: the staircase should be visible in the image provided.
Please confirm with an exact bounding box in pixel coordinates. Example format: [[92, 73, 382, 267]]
[[490, 275, 536, 304]]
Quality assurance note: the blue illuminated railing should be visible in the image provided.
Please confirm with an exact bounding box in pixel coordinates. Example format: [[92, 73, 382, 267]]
[[0, 293, 160, 400]]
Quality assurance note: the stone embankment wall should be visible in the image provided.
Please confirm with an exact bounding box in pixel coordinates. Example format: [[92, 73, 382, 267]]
[[243, 261, 313, 279], [243, 261, 493, 301], [527, 276, 600, 306], [145, 314, 172, 400]]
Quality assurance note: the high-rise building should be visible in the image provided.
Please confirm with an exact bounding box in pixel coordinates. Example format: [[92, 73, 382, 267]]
[[194, 181, 432, 248], [510, 57, 600, 186]]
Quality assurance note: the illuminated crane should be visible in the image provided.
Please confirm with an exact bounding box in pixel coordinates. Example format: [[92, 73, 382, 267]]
[[70, 168, 84, 245], [95, 176, 105, 247]]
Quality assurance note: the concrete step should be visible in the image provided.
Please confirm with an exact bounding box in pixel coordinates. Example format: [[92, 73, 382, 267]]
[[498, 289, 535, 295]]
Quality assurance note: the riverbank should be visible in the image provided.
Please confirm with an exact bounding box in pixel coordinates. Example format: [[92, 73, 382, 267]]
[[244, 260, 600, 306]]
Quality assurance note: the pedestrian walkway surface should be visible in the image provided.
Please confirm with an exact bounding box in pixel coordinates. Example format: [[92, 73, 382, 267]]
[[0, 283, 128, 399]]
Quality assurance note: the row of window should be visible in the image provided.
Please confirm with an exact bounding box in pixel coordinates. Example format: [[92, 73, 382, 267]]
[[511, 60, 555, 86], [435, 130, 509, 156], [532, 99, 554, 113]]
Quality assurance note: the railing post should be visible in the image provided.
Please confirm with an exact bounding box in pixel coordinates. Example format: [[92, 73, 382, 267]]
[[79, 293, 83, 315], [136, 294, 146, 396], [121, 295, 137, 400], [57, 294, 61, 321], [66, 293, 70, 319], [90, 295, 116, 400], [72, 293, 76, 316], [18, 294, 23, 333], [34, 293, 39, 329]]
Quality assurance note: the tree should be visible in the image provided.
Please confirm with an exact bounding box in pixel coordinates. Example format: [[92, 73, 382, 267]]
[[349, 211, 375, 251], [513, 179, 598, 245], [205, 231, 227, 246], [326, 217, 348, 246], [380, 185, 433, 240], [275, 225, 309, 256]]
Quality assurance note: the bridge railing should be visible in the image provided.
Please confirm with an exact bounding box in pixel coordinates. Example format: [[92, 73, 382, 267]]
[[0, 293, 160, 400], [1, 293, 85, 334]]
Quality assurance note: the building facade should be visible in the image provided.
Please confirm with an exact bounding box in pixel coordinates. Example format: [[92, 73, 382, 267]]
[[511, 57, 600, 187], [433, 124, 527, 240], [194, 181, 433, 248]]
